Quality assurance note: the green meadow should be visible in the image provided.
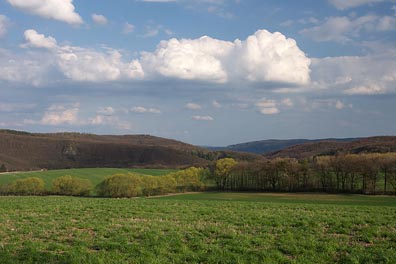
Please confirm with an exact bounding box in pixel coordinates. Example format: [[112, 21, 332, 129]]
[[0, 192, 395, 263]]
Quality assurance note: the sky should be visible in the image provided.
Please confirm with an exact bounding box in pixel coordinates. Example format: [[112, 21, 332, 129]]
[[0, 0, 395, 146]]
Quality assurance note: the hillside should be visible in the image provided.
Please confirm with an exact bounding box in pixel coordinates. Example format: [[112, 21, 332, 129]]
[[0, 130, 212, 171], [265, 136, 396, 159], [208, 138, 359, 154], [0, 130, 260, 171]]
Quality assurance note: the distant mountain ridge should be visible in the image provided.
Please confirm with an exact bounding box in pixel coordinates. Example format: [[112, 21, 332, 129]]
[[207, 138, 360, 154], [265, 136, 396, 159]]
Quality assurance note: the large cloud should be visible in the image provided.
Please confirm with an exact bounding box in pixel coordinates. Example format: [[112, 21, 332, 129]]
[[232, 30, 311, 84], [0, 48, 53, 86], [11, 28, 310, 86], [141, 29, 311, 85], [21, 29, 144, 82], [300, 15, 396, 43], [141, 36, 233, 83], [57, 47, 144, 82], [311, 51, 396, 95], [6, 0, 83, 25]]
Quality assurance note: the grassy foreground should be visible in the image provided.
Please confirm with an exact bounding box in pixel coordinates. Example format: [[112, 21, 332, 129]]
[[0, 168, 177, 189], [0, 193, 395, 263]]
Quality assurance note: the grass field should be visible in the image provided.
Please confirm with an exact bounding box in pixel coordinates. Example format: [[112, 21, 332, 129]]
[[0, 168, 178, 189], [0, 193, 395, 263]]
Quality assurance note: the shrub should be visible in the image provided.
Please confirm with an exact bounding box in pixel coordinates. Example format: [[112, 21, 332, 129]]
[[52, 175, 92, 196], [141, 176, 159, 196], [10, 177, 45, 195], [97, 173, 143, 198], [172, 167, 206, 192], [157, 175, 177, 195]]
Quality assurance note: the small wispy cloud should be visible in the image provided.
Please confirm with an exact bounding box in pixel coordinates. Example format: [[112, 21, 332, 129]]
[[92, 14, 108, 25], [123, 22, 135, 34], [185, 103, 202, 110], [192, 115, 214, 121], [131, 106, 161, 114], [256, 98, 279, 115], [212, 100, 222, 108]]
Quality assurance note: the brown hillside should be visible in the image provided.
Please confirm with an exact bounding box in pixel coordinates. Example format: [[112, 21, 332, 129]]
[[265, 136, 396, 159], [0, 130, 210, 171]]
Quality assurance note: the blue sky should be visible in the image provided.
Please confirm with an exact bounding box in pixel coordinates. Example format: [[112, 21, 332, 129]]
[[0, 0, 395, 146]]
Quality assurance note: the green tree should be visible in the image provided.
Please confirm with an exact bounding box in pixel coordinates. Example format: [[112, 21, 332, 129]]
[[215, 158, 237, 190]]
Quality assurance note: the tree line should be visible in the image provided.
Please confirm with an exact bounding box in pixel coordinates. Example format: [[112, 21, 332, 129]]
[[211, 153, 396, 194], [0, 167, 208, 197], [1, 152, 396, 197]]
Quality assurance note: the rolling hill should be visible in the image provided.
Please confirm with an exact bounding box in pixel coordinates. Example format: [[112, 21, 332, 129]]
[[2, 129, 396, 171], [0, 130, 212, 171], [265, 136, 396, 159], [207, 138, 359, 154], [0, 130, 259, 171]]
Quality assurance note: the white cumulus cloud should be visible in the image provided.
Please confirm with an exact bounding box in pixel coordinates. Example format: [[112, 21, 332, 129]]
[[22, 29, 58, 49], [141, 36, 232, 83], [21, 29, 144, 82], [141, 29, 311, 85], [57, 47, 144, 82], [232, 30, 311, 84], [6, 0, 83, 25]]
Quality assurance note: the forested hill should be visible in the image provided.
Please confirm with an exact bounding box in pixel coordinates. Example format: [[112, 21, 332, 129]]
[[265, 136, 396, 159], [208, 138, 359, 154], [0, 130, 259, 171]]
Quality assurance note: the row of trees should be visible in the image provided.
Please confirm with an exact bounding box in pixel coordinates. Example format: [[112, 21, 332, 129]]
[[98, 167, 207, 197], [2, 153, 395, 197], [0, 167, 207, 197], [212, 153, 396, 194]]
